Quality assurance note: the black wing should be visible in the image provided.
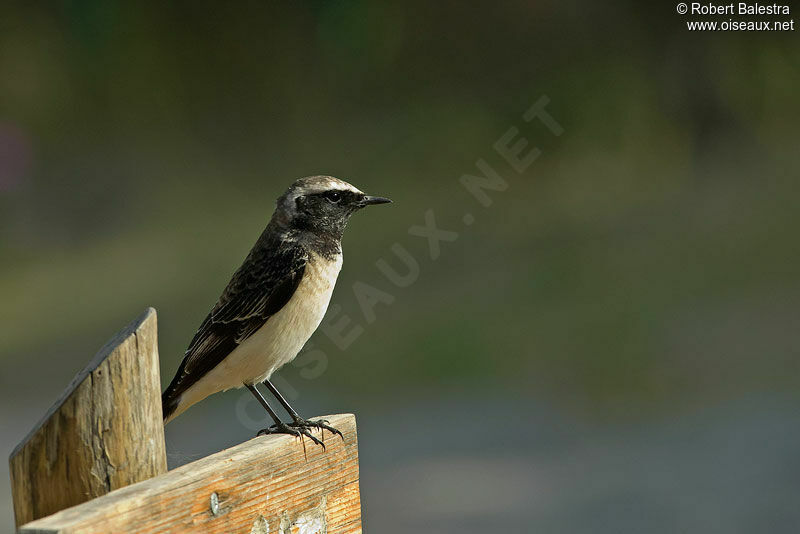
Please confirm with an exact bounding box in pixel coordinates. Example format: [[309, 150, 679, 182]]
[[162, 229, 307, 421]]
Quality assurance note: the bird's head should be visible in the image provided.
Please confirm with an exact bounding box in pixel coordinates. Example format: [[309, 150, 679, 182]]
[[275, 175, 391, 238]]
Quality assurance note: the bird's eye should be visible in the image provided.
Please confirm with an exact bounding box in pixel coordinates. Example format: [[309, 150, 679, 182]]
[[325, 191, 342, 203]]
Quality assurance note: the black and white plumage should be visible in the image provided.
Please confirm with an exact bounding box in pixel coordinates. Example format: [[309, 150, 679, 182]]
[[162, 176, 390, 429]]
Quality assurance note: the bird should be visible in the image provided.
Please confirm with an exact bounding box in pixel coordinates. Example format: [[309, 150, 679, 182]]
[[161, 175, 391, 447]]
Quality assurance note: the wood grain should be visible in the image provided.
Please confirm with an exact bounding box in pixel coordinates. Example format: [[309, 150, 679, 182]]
[[18, 414, 361, 534], [9, 308, 168, 527]]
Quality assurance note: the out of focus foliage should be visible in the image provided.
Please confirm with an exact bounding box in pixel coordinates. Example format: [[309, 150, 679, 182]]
[[1, 1, 798, 419]]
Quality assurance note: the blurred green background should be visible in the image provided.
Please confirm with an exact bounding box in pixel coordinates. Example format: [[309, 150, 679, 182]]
[[2, 2, 799, 532]]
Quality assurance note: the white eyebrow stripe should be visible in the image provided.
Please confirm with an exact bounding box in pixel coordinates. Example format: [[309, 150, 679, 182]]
[[322, 179, 363, 194]]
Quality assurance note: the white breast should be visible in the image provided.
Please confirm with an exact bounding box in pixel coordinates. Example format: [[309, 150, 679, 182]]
[[174, 252, 342, 416]]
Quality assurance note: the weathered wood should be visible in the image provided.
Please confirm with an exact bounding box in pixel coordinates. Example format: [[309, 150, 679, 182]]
[[18, 413, 361, 534], [9, 307, 168, 527]]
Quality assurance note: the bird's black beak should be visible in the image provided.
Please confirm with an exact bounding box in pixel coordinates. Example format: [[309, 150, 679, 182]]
[[361, 195, 392, 206]]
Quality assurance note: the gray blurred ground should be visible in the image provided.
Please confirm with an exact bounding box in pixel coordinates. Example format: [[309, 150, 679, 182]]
[[3, 382, 799, 531], [103, 393, 800, 532]]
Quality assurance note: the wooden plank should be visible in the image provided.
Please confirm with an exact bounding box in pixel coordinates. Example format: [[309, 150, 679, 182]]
[[9, 308, 168, 527], [18, 414, 361, 534]]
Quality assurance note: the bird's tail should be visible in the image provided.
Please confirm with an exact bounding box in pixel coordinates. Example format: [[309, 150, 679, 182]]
[[161, 359, 188, 425], [161, 389, 180, 425]]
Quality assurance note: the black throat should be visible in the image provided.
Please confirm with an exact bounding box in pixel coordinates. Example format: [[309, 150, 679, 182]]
[[296, 229, 342, 260], [285, 210, 350, 260], [266, 218, 342, 261]]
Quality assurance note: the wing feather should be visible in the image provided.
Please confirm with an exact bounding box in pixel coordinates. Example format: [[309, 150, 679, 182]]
[[162, 230, 307, 420]]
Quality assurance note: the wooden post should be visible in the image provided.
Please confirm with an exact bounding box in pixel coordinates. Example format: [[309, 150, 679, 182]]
[[17, 414, 361, 533], [9, 307, 167, 527], [10, 308, 362, 533]]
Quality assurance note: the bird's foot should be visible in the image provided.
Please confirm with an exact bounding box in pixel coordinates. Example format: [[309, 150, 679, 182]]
[[289, 418, 344, 442], [257, 422, 325, 450]]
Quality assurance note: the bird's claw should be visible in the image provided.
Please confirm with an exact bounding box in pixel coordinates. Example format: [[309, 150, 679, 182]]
[[290, 418, 344, 442], [257, 422, 326, 450]]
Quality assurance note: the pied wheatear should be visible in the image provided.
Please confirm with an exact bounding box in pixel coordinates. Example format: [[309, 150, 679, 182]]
[[162, 176, 391, 446]]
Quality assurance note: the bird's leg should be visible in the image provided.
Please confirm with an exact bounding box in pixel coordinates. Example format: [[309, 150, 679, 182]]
[[246, 383, 324, 449], [262, 379, 344, 441]]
